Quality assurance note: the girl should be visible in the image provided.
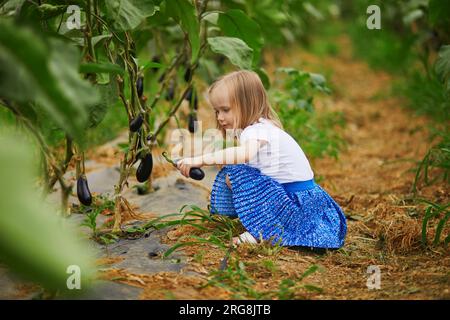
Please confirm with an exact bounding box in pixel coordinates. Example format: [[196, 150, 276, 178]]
[[176, 70, 347, 248]]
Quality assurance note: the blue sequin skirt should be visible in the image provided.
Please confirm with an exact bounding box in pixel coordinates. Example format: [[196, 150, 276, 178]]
[[209, 164, 347, 248]]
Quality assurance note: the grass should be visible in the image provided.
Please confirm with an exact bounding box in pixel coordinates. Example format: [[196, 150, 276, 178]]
[[204, 257, 322, 300], [77, 193, 118, 245], [412, 127, 450, 193], [408, 121, 449, 250], [206, 259, 262, 299], [193, 250, 207, 264], [149, 205, 296, 262], [394, 70, 450, 123], [261, 259, 278, 273], [417, 199, 450, 246], [347, 16, 416, 74], [121, 204, 324, 299], [157, 206, 244, 258], [303, 18, 343, 58], [276, 265, 323, 299], [309, 41, 340, 57]]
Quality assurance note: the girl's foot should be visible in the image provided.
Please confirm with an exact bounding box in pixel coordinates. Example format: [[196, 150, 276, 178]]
[[233, 231, 258, 245]]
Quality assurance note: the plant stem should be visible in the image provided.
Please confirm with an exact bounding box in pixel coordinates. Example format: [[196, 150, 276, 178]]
[[47, 136, 73, 190], [150, 85, 193, 142], [84, 0, 95, 64]]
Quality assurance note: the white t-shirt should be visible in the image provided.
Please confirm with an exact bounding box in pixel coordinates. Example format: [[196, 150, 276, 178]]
[[239, 118, 314, 183]]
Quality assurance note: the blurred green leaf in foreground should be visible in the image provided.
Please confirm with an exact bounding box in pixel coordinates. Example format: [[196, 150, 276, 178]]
[[0, 127, 96, 296]]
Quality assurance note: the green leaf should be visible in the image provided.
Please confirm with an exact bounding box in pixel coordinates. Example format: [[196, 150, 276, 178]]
[[310, 73, 331, 93], [0, 0, 26, 13], [36, 3, 67, 20], [254, 67, 270, 90], [202, 11, 218, 24], [303, 2, 324, 20], [0, 21, 99, 144], [146, 2, 170, 26], [435, 45, 450, 84], [72, 35, 112, 48], [299, 264, 319, 280], [87, 81, 118, 128], [402, 9, 424, 25], [428, 0, 450, 26], [310, 73, 326, 86], [166, 0, 200, 64], [0, 50, 37, 102], [141, 60, 164, 71], [216, 9, 264, 66], [106, 0, 156, 31], [15, 102, 39, 124], [197, 57, 221, 83], [46, 39, 100, 142], [0, 129, 96, 293], [163, 241, 199, 258], [79, 62, 125, 75], [207, 36, 253, 70]]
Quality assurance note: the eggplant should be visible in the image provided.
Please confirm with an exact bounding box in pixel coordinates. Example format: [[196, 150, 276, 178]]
[[185, 87, 198, 110], [188, 113, 197, 133], [184, 66, 192, 82], [136, 76, 144, 98], [151, 55, 161, 72], [129, 113, 143, 132], [77, 176, 92, 206], [161, 151, 204, 181], [165, 81, 175, 101], [189, 168, 205, 181], [136, 153, 153, 182]]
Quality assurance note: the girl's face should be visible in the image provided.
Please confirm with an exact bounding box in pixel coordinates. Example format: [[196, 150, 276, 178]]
[[210, 83, 236, 130]]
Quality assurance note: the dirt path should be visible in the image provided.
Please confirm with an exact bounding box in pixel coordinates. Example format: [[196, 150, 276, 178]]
[[98, 36, 449, 300], [261, 36, 449, 299]]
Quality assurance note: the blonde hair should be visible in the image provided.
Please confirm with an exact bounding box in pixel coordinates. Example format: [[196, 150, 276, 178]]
[[207, 70, 283, 137]]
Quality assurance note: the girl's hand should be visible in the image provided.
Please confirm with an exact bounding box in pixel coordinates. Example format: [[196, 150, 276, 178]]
[[176, 156, 203, 178]]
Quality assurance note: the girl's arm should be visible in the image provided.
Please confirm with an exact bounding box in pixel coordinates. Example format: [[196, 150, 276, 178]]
[[176, 140, 267, 178]]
